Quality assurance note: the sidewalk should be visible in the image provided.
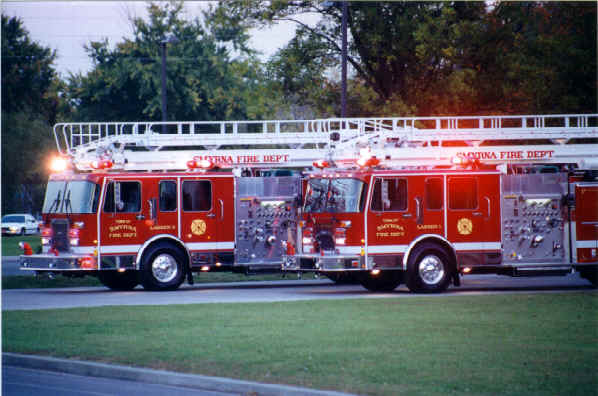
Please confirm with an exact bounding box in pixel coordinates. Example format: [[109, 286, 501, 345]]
[[4, 353, 356, 396]]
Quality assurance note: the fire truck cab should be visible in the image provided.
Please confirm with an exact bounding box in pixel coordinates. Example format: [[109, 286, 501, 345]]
[[22, 170, 300, 291]]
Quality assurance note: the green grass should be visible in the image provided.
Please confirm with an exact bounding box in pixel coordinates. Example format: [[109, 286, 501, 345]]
[[3, 293, 597, 395], [1, 235, 41, 256]]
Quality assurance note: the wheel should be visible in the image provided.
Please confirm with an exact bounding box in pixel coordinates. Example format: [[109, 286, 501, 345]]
[[324, 272, 361, 284], [358, 270, 402, 292], [20, 228, 26, 236], [139, 242, 186, 291], [579, 267, 598, 287], [98, 270, 139, 291], [406, 242, 453, 293]]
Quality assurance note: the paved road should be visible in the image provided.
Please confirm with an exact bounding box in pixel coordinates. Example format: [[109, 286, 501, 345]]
[[2, 273, 595, 311], [2, 366, 238, 396]]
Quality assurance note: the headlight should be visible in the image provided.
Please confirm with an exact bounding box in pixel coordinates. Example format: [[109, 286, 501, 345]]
[[9, 226, 18, 232]]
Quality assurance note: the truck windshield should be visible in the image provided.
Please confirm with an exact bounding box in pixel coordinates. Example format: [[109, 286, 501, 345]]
[[42, 180, 100, 214], [304, 178, 366, 213]]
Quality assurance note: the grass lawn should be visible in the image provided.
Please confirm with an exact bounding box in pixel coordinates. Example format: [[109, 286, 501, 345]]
[[3, 293, 597, 395], [1, 235, 40, 256]]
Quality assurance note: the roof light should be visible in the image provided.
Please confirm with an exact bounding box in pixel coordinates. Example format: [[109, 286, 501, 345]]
[[356, 156, 380, 168], [187, 157, 215, 170], [90, 159, 113, 170], [313, 159, 330, 169], [50, 156, 69, 172]]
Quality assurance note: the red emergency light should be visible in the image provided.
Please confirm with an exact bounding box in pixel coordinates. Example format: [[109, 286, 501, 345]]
[[313, 159, 331, 169], [90, 159, 113, 170], [356, 156, 380, 168], [187, 157, 215, 170]]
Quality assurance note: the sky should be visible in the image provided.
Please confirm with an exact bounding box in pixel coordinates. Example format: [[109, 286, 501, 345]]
[[2, 1, 314, 77]]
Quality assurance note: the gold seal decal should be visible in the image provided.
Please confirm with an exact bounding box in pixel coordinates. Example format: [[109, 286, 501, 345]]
[[457, 218, 473, 235], [191, 219, 207, 236]]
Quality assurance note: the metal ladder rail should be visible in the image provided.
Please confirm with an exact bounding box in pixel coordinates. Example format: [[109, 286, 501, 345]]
[[55, 119, 346, 156], [55, 114, 598, 157]]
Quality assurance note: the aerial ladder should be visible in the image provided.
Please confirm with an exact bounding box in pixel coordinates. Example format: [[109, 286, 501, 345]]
[[53, 114, 598, 172]]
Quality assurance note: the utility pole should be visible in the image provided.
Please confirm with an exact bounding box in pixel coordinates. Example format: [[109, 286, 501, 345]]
[[341, 1, 348, 118], [160, 35, 179, 133]]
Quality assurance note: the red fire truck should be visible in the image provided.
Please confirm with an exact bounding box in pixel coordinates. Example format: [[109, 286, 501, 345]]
[[20, 115, 598, 292], [282, 114, 598, 292]]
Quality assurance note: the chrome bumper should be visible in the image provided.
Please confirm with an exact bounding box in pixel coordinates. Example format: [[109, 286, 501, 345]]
[[19, 254, 93, 272], [283, 253, 365, 272]]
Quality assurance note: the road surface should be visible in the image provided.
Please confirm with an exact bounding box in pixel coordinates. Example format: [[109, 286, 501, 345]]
[[2, 273, 594, 311], [2, 366, 238, 396]]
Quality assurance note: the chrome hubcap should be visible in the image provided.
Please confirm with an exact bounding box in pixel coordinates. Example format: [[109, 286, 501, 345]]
[[418, 255, 445, 285], [151, 254, 178, 283]]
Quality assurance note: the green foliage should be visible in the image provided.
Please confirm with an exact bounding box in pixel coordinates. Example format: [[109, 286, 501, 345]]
[[67, 1, 277, 122], [216, 1, 597, 116], [1, 15, 60, 214], [1, 15, 58, 120]]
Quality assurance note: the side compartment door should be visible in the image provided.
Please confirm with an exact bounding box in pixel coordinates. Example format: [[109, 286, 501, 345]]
[[180, 176, 235, 254], [575, 184, 598, 262], [446, 174, 501, 256]]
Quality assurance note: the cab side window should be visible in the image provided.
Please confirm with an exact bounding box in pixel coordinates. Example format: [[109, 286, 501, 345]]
[[182, 181, 212, 211], [448, 177, 477, 210], [371, 178, 407, 212], [103, 181, 141, 213], [159, 181, 177, 212]]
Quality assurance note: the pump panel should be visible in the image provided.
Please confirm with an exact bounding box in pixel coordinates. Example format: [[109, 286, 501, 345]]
[[235, 177, 300, 268]]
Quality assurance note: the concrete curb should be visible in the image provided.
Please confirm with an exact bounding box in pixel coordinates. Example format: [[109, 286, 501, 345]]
[[3, 353, 356, 396]]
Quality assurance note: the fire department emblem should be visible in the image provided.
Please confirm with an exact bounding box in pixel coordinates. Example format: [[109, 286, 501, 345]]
[[191, 219, 207, 236], [457, 218, 473, 235]]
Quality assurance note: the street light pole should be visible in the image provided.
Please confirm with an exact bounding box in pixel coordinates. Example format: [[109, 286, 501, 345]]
[[341, 1, 348, 118], [160, 40, 168, 133]]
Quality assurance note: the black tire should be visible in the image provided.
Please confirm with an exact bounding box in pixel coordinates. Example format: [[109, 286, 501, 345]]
[[406, 242, 453, 293], [139, 242, 186, 291], [98, 270, 139, 291], [358, 270, 402, 292], [325, 272, 361, 285], [20, 228, 26, 236], [579, 267, 598, 288]]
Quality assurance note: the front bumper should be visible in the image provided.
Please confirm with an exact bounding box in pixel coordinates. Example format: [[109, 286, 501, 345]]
[[283, 253, 365, 272], [19, 254, 96, 272]]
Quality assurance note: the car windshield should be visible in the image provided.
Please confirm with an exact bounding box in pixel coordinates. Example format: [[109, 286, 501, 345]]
[[42, 180, 100, 214], [303, 178, 366, 213], [2, 215, 25, 222]]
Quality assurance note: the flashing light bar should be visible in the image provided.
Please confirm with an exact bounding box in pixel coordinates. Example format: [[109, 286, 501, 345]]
[[187, 157, 215, 170], [90, 159, 113, 170]]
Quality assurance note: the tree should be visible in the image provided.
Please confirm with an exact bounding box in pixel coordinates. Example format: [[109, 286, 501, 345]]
[[1, 14, 59, 214], [67, 1, 278, 122], [215, 1, 596, 116]]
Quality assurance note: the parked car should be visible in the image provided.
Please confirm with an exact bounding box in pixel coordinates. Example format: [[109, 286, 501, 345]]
[[1, 214, 40, 236]]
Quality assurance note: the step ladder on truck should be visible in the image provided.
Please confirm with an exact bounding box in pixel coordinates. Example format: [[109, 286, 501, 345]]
[[19, 114, 598, 292]]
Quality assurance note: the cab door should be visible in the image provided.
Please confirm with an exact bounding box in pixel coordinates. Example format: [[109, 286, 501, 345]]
[[446, 173, 501, 255], [100, 177, 154, 255], [367, 175, 413, 256], [180, 175, 235, 254]]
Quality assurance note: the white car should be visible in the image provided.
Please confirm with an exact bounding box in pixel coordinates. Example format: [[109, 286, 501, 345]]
[[1, 214, 40, 236]]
